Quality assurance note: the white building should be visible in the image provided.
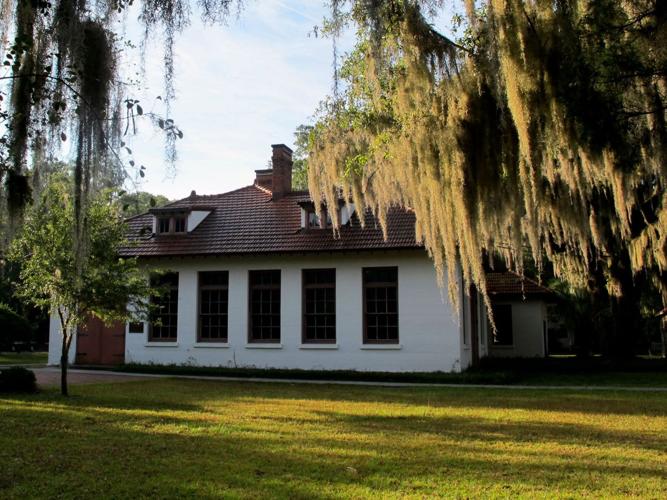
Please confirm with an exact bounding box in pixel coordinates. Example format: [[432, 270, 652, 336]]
[[49, 144, 551, 372]]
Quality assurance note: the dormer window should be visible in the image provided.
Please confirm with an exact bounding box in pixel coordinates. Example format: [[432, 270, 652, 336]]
[[299, 200, 353, 230], [158, 217, 170, 234], [174, 216, 186, 233], [150, 206, 213, 236], [157, 215, 187, 234], [305, 208, 333, 229]]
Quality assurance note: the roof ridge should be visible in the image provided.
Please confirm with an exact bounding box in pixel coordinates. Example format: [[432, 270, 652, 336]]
[[123, 185, 262, 221], [176, 184, 259, 201], [252, 182, 273, 196]]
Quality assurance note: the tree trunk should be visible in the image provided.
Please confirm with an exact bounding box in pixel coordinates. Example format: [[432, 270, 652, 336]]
[[57, 309, 71, 396], [608, 251, 641, 360], [60, 333, 69, 396]]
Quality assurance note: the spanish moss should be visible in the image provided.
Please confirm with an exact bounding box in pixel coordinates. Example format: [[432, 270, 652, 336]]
[[309, 0, 667, 342]]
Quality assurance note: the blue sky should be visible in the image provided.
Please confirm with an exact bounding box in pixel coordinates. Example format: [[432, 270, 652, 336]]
[[117, 0, 459, 201], [119, 0, 350, 200]]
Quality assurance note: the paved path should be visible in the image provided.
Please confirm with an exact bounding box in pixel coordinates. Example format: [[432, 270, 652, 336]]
[[26, 367, 667, 392], [31, 367, 156, 387]]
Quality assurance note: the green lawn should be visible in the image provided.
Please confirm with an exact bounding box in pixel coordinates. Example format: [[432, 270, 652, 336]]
[[0, 352, 47, 366], [1, 380, 666, 498], [116, 361, 667, 387]]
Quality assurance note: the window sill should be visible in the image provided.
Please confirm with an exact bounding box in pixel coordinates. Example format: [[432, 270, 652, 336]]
[[299, 344, 339, 350], [144, 342, 179, 348], [360, 344, 402, 350], [193, 342, 230, 348], [245, 343, 283, 349]]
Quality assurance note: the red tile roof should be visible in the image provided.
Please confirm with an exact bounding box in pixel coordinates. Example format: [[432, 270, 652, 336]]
[[486, 271, 554, 298], [121, 185, 420, 257]]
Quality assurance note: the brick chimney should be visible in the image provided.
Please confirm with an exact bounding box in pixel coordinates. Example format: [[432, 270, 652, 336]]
[[270, 144, 292, 199], [254, 169, 273, 190]]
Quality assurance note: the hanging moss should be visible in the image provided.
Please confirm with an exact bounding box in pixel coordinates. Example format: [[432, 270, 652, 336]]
[[310, 0, 667, 314], [0, 0, 241, 234]]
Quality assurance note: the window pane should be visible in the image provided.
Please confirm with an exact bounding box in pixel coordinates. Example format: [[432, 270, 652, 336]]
[[307, 210, 320, 228], [199, 271, 229, 342], [157, 217, 170, 233], [249, 270, 281, 342], [303, 269, 336, 343], [174, 217, 186, 233], [363, 267, 399, 344], [149, 272, 178, 341], [128, 322, 143, 334]]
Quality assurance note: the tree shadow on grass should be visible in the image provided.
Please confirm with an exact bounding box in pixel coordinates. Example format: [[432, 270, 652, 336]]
[[1, 381, 667, 498], [113, 377, 667, 418], [308, 408, 667, 456]]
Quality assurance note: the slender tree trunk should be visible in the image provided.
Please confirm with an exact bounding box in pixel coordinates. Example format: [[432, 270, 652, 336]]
[[60, 336, 69, 396], [57, 308, 72, 396]]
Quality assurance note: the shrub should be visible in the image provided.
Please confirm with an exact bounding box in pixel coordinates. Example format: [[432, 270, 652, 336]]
[[0, 367, 37, 393], [0, 303, 33, 351]]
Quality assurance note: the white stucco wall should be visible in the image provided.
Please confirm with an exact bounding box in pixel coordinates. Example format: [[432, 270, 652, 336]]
[[484, 300, 546, 358], [458, 286, 473, 369], [119, 250, 465, 372], [187, 211, 211, 232], [47, 314, 76, 365]]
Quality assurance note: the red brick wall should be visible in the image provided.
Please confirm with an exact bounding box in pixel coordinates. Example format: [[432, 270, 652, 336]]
[[271, 144, 293, 198]]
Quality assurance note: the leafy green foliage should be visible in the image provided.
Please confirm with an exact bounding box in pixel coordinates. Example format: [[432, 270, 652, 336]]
[[291, 124, 314, 190], [120, 191, 170, 217], [10, 181, 152, 324], [8, 178, 154, 394]]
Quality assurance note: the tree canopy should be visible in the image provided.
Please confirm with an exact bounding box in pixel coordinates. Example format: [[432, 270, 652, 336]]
[[292, 124, 314, 191], [307, 0, 666, 346], [120, 191, 171, 217], [9, 179, 153, 394]]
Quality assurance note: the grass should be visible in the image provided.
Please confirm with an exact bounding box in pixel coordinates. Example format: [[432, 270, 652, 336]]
[[0, 352, 47, 366], [1, 379, 667, 498], [112, 357, 667, 387], [115, 363, 521, 385]]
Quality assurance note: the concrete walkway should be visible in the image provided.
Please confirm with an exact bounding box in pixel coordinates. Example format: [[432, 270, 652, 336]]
[[31, 367, 157, 387], [28, 367, 667, 392]]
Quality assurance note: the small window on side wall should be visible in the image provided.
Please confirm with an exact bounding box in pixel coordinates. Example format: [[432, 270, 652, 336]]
[[490, 304, 513, 346], [128, 322, 144, 334], [149, 272, 179, 342]]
